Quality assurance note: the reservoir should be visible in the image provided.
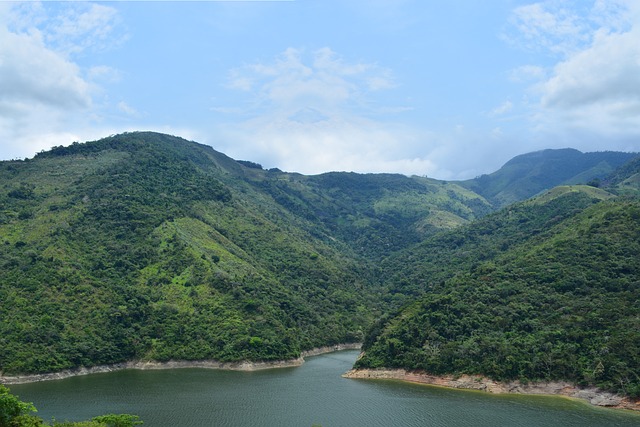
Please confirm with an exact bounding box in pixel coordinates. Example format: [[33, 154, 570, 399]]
[[10, 350, 640, 426]]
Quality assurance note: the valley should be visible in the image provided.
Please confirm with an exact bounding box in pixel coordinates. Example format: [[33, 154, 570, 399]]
[[1, 132, 639, 408]]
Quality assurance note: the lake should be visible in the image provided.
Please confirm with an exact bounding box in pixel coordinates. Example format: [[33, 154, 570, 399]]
[[9, 350, 640, 426]]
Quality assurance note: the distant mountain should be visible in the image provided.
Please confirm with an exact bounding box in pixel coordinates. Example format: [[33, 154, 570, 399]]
[[249, 171, 492, 260], [459, 148, 637, 208], [604, 154, 640, 194]]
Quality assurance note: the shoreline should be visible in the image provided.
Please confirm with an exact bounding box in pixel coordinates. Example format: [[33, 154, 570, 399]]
[[0, 343, 361, 385], [342, 368, 640, 412]]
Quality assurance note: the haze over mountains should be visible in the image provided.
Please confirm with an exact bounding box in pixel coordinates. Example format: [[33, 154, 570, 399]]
[[1, 132, 638, 398]]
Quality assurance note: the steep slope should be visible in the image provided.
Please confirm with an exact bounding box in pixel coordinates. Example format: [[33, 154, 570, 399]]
[[460, 148, 636, 208], [355, 191, 640, 397], [377, 186, 613, 304], [0, 132, 375, 374], [247, 171, 492, 260]]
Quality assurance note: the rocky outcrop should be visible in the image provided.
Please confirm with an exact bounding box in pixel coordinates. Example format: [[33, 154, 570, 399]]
[[342, 369, 640, 412], [0, 343, 361, 385]]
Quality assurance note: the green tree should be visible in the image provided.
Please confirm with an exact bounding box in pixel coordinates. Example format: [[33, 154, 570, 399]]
[[90, 415, 142, 427], [0, 385, 37, 427]]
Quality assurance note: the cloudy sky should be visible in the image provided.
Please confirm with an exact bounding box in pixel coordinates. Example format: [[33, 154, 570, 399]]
[[1, 0, 639, 179]]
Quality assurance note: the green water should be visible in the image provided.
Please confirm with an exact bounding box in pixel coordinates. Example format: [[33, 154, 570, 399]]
[[10, 350, 640, 426]]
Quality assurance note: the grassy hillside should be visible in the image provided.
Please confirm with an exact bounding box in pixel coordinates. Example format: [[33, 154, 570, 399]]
[[356, 192, 640, 397]]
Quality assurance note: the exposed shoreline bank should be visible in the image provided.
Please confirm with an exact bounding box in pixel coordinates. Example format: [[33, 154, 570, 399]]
[[0, 343, 361, 385], [342, 368, 640, 412]]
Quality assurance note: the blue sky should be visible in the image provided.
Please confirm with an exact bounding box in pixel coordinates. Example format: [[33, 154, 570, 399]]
[[1, 0, 639, 179]]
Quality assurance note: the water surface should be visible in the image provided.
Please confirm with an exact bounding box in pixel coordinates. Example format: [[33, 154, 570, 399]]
[[10, 350, 640, 426]]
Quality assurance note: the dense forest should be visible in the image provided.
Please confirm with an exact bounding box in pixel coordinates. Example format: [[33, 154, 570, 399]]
[[1, 131, 638, 398], [0, 133, 379, 372], [356, 191, 640, 397]]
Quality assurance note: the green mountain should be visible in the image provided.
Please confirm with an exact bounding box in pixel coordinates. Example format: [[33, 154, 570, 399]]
[[606, 155, 640, 195], [1, 131, 638, 394], [460, 148, 636, 208], [0, 133, 376, 373], [355, 187, 640, 397], [247, 171, 492, 260]]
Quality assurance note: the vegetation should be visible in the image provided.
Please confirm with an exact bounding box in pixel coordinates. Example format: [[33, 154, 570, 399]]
[[1, 131, 638, 399], [0, 132, 374, 372], [1, 385, 141, 427], [460, 148, 636, 208], [356, 194, 640, 397]]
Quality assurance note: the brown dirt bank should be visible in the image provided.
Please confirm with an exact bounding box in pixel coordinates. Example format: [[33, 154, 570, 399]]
[[343, 368, 640, 412], [0, 343, 361, 385]]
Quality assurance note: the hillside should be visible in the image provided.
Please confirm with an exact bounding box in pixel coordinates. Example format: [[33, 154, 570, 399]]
[[0, 132, 496, 375], [0, 133, 375, 373], [355, 190, 640, 397], [1, 131, 638, 382], [376, 186, 613, 305], [247, 171, 492, 260], [459, 148, 636, 208]]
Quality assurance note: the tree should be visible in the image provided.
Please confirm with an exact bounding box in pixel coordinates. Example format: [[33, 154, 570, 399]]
[[0, 385, 37, 427], [90, 415, 142, 427]]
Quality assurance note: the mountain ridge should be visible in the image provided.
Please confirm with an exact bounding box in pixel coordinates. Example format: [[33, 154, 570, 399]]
[[459, 148, 636, 207]]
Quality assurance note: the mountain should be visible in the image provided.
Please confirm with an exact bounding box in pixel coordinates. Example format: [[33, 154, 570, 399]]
[[459, 148, 637, 208], [605, 155, 640, 195], [248, 171, 492, 260], [0, 133, 375, 373], [355, 186, 640, 397], [1, 131, 638, 384]]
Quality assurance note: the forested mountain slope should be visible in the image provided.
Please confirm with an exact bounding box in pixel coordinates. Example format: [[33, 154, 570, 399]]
[[356, 189, 640, 397], [0, 133, 375, 373], [606, 155, 640, 195], [376, 186, 614, 305], [248, 171, 492, 260]]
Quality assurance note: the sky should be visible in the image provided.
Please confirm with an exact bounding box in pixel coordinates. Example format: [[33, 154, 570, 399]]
[[1, 0, 639, 179]]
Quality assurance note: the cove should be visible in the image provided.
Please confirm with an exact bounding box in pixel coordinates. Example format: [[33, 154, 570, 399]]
[[9, 350, 640, 427]]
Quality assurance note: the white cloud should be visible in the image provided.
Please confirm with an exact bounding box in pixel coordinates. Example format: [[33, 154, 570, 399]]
[[540, 28, 640, 110], [214, 47, 432, 175], [215, 113, 437, 176], [505, 1, 593, 55], [0, 27, 91, 112], [0, 2, 128, 160], [507, 0, 640, 150], [117, 101, 140, 117], [7, 2, 125, 56], [489, 100, 513, 117], [226, 47, 396, 114]]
